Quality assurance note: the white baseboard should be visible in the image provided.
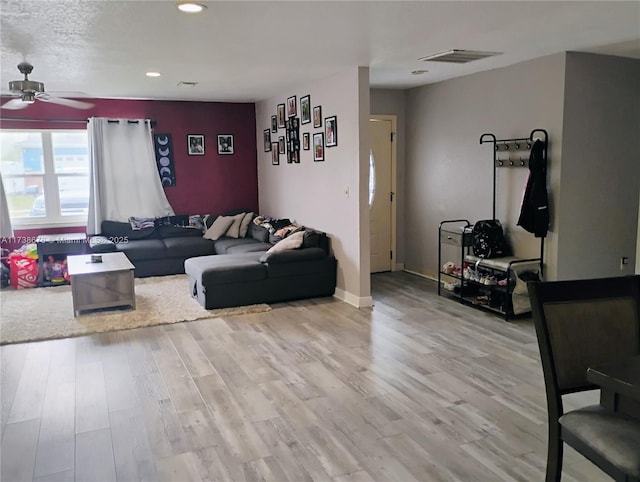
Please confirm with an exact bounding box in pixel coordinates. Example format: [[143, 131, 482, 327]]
[[395, 262, 405, 271], [403, 268, 438, 283], [334, 288, 373, 308]]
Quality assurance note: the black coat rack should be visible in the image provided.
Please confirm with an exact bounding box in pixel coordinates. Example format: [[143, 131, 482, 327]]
[[479, 128, 549, 275]]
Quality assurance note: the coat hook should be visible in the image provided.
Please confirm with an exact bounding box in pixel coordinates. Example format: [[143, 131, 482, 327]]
[[514, 142, 520, 150], [509, 160, 514, 166], [498, 160, 504, 166], [503, 143, 509, 151], [526, 141, 532, 149]]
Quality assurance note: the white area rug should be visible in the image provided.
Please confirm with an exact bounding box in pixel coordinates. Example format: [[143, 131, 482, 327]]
[[0, 274, 270, 345]]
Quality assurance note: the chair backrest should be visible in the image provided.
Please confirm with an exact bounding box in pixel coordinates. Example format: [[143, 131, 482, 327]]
[[528, 275, 640, 398]]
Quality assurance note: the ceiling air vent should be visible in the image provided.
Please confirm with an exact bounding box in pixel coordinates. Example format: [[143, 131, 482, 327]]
[[177, 81, 198, 87], [418, 49, 502, 64]]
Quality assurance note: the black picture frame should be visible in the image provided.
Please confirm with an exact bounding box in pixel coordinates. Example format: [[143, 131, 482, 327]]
[[313, 106, 322, 128], [263, 129, 271, 152], [271, 142, 279, 165], [217, 135, 234, 155], [278, 136, 285, 154], [300, 95, 311, 124], [188, 134, 205, 156], [313, 132, 324, 161], [303, 132, 310, 151], [325, 116, 337, 147], [277, 104, 286, 128], [271, 115, 278, 133], [287, 95, 297, 117]]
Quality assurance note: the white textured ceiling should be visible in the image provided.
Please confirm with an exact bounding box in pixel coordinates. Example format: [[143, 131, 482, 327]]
[[1, 0, 639, 103]]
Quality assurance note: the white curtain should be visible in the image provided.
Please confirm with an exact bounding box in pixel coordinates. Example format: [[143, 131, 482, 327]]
[[87, 117, 174, 234], [0, 172, 13, 238]]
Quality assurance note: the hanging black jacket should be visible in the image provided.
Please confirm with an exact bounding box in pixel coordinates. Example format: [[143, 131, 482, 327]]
[[517, 139, 549, 237]]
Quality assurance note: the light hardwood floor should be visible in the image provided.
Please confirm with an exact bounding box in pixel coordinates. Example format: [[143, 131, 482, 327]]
[[1, 272, 607, 482]]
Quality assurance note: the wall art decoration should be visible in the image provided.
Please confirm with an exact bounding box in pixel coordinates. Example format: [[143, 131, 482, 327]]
[[286, 117, 300, 163], [300, 95, 311, 124], [313, 132, 324, 162], [277, 104, 286, 128], [313, 105, 322, 128], [287, 95, 297, 117], [217, 135, 234, 155], [325, 116, 337, 147], [271, 142, 279, 165], [188, 134, 205, 155], [263, 129, 271, 152], [278, 136, 285, 154], [303, 132, 310, 151], [271, 115, 278, 133], [154, 134, 176, 186]]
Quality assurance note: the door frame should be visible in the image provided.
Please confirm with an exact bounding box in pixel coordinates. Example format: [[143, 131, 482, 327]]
[[369, 114, 398, 272]]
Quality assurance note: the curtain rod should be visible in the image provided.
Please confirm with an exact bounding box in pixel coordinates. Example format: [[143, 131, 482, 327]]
[[0, 117, 157, 126]]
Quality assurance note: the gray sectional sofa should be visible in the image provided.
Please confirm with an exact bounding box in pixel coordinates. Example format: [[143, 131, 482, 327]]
[[89, 216, 337, 309]]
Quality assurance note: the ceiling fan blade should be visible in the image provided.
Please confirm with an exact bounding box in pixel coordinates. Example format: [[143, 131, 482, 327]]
[[1, 98, 29, 110], [37, 95, 94, 109]]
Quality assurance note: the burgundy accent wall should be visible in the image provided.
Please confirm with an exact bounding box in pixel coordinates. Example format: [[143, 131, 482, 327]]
[[1, 97, 258, 244]]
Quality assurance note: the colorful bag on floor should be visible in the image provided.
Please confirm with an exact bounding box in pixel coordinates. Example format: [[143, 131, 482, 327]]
[[9, 254, 39, 289]]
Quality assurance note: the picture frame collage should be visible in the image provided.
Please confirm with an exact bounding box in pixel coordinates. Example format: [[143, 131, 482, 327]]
[[266, 94, 337, 165]]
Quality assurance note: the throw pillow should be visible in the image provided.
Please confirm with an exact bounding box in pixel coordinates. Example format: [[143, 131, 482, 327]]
[[129, 216, 155, 230], [239, 212, 254, 238], [225, 212, 246, 239], [264, 230, 304, 255], [203, 216, 234, 241]]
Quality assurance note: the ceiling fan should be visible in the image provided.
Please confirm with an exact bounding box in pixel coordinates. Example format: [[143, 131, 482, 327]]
[[1, 62, 94, 110]]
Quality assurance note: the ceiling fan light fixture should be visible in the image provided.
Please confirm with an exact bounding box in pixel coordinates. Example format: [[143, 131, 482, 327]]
[[21, 93, 36, 104], [177, 2, 206, 13]]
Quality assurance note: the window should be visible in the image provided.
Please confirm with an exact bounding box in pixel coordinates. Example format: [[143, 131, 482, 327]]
[[369, 149, 376, 207], [0, 130, 89, 226]]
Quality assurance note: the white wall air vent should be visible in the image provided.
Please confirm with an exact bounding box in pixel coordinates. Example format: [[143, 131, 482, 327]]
[[177, 81, 198, 87], [418, 50, 502, 63]]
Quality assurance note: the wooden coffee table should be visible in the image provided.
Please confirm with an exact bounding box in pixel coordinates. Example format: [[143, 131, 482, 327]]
[[66, 252, 136, 316]]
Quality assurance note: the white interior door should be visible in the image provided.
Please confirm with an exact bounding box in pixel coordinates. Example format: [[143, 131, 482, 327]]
[[370, 117, 394, 273]]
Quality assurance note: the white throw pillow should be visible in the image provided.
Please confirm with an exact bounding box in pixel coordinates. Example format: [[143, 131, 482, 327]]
[[203, 216, 234, 240], [225, 213, 246, 238], [239, 212, 254, 238], [264, 230, 304, 254]]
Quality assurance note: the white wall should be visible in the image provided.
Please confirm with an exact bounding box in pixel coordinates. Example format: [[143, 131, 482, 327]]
[[404, 54, 566, 279], [255, 67, 371, 306], [558, 52, 640, 279]]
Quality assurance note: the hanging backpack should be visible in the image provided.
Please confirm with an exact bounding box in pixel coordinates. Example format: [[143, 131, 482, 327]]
[[472, 219, 510, 258]]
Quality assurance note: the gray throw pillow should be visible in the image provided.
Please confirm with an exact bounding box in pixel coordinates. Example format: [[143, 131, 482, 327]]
[[203, 216, 234, 240]]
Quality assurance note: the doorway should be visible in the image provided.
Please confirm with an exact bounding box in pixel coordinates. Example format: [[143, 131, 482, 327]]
[[369, 115, 397, 273]]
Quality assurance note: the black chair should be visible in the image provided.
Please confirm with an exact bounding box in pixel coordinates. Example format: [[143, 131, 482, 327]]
[[528, 275, 640, 482]]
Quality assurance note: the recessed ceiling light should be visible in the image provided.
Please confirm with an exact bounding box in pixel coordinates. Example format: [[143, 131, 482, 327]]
[[146, 72, 161, 78], [411, 70, 428, 75], [177, 2, 206, 13]]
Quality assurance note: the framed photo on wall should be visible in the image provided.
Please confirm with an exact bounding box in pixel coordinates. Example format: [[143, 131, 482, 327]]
[[287, 95, 297, 117], [300, 95, 311, 124], [217, 135, 234, 155], [277, 104, 286, 128], [313, 106, 322, 128], [271, 142, 279, 165], [263, 129, 271, 152], [278, 136, 285, 154], [188, 134, 205, 155], [313, 133, 324, 162], [325, 116, 337, 147], [303, 132, 310, 150], [271, 115, 278, 133]]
